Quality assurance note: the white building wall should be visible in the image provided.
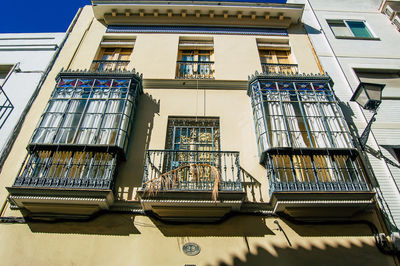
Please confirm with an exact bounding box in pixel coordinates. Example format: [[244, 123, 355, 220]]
[[291, 0, 400, 229], [0, 33, 65, 157]]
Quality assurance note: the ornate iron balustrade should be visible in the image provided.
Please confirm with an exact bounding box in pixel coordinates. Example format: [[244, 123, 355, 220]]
[[90, 60, 130, 71], [261, 63, 299, 74], [176, 61, 214, 79], [0, 84, 14, 129], [267, 153, 370, 194], [13, 150, 116, 189], [142, 150, 242, 193]]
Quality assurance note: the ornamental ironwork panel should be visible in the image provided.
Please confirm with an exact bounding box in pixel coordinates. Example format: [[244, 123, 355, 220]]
[[14, 151, 116, 189], [0, 84, 13, 129]]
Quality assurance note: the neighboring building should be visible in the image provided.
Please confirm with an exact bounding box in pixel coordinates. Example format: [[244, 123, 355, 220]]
[[0, 33, 66, 168], [300, 0, 400, 233], [0, 1, 398, 265]]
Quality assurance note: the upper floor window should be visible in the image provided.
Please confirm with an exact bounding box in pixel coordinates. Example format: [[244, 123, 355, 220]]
[[249, 76, 353, 155], [327, 20, 377, 39], [176, 39, 214, 79], [259, 49, 298, 74], [91, 39, 135, 71], [0, 65, 13, 81], [31, 73, 142, 155]]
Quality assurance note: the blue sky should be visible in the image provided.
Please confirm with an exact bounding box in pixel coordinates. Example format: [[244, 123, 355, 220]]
[[0, 0, 286, 33], [0, 0, 91, 33]]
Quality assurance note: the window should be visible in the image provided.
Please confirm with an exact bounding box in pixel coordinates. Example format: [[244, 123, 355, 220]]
[[91, 39, 135, 71], [142, 117, 242, 194], [248, 75, 369, 193], [250, 80, 353, 152], [31, 76, 139, 154], [327, 20, 376, 39], [355, 69, 400, 98], [166, 117, 220, 172], [258, 49, 298, 74], [176, 39, 214, 79], [0, 65, 13, 81]]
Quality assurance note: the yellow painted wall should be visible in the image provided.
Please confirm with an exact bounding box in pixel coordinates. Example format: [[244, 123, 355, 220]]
[[0, 4, 393, 266], [0, 214, 394, 266]]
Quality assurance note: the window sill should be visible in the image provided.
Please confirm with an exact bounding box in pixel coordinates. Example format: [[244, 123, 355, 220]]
[[335, 36, 380, 41]]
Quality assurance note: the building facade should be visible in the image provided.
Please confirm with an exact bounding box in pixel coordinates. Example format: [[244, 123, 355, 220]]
[[0, 1, 398, 265], [0, 33, 66, 168], [300, 0, 400, 233]]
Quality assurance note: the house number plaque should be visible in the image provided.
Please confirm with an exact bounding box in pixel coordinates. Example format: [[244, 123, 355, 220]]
[[182, 242, 201, 256]]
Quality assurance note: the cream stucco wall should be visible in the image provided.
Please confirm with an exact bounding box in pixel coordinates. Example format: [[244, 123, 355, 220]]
[[0, 3, 395, 266], [0, 214, 394, 266]]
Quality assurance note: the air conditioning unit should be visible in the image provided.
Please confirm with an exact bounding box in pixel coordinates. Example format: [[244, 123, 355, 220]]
[[393, 15, 400, 32], [384, 5, 395, 20]]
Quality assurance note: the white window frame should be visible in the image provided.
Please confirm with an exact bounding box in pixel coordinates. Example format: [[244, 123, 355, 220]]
[[327, 19, 379, 40]]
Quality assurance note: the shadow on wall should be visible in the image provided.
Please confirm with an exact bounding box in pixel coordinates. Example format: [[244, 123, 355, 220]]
[[303, 23, 322, 35], [27, 213, 140, 236], [115, 93, 160, 200], [214, 241, 393, 266], [288, 23, 321, 36], [339, 101, 399, 232], [241, 167, 264, 203], [152, 215, 274, 237], [338, 101, 359, 143]]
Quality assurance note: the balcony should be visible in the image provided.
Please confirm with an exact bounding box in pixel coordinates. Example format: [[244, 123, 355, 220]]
[[0, 84, 13, 129], [7, 69, 143, 218], [261, 63, 299, 74], [90, 60, 130, 72], [12, 151, 116, 190], [176, 61, 214, 79], [248, 72, 375, 217], [139, 150, 245, 221], [267, 153, 370, 194]]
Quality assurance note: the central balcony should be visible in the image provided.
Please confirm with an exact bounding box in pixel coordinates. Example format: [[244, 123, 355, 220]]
[[139, 150, 245, 221], [176, 61, 214, 79], [261, 63, 299, 74]]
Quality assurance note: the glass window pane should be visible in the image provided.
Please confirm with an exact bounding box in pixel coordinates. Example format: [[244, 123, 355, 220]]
[[347, 21, 373, 38], [329, 21, 352, 37]]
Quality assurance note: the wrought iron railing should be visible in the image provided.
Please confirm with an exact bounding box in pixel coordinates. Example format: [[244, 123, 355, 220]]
[[0, 85, 14, 129], [13, 150, 117, 189], [261, 63, 299, 74], [90, 60, 130, 71], [176, 61, 214, 79], [142, 150, 242, 193], [266, 154, 370, 194]]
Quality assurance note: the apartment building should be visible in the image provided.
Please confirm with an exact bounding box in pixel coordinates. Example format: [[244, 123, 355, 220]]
[[0, 1, 397, 265], [300, 0, 400, 237], [0, 33, 65, 166]]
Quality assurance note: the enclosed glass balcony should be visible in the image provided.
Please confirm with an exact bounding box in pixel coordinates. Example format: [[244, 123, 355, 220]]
[[248, 73, 371, 195], [30, 70, 142, 157]]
